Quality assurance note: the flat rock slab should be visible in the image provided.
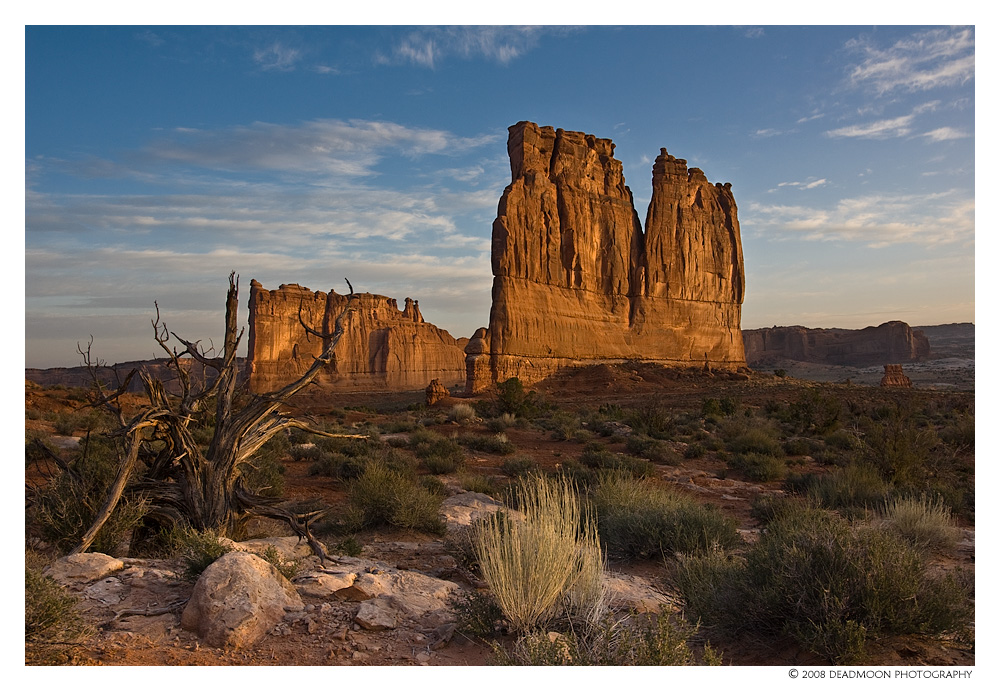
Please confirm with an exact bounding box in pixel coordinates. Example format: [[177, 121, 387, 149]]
[[45, 553, 124, 586]]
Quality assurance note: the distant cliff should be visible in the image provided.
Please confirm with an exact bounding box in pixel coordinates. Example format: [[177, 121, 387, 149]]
[[468, 121, 746, 392], [246, 281, 466, 392], [742, 321, 930, 367]]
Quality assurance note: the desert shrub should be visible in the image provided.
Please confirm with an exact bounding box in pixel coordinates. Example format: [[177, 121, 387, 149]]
[[824, 428, 859, 451], [30, 434, 148, 555], [782, 437, 814, 456], [675, 508, 970, 663], [683, 442, 706, 459], [791, 463, 891, 515], [423, 453, 463, 475], [579, 443, 655, 478], [238, 435, 288, 498], [448, 403, 477, 424], [51, 411, 80, 436], [347, 461, 445, 534], [254, 544, 300, 580], [410, 428, 465, 462], [485, 377, 543, 418], [459, 432, 516, 456], [471, 475, 606, 632], [486, 413, 518, 433], [291, 444, 325, 462], [25, 563, 91, 664], [854, 405, 938, 485], [939, 413, 974, 453], [625, 434, 682, 465], [749, 493, 815, 526], [723, 423, 783, 457], [167, 526, 234, 580], [502, 455, 538, 477], [493, 607, 720, 666], [453, 589, 506, 636], [626, 401, 675, 439], [459, 472, 501, 496], [331, 536, 363, 557], [727, 452, 787, 482], [589, 473, 740, 559], [882, 494, 959, 554]]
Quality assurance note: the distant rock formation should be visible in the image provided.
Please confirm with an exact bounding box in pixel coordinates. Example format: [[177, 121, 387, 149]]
[[742, 321, 930, 367], [467, 121, 746, 392], [246, 281, 465, 392], [880, 364, 913, 388], [424, 378, 449, 405]]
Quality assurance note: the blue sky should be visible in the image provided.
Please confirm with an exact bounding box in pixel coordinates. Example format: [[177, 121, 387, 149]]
[[24, 24, 975, 368]]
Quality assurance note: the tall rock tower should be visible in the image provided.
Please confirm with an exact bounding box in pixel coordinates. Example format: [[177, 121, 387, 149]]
[[467, 121, 745, 392]]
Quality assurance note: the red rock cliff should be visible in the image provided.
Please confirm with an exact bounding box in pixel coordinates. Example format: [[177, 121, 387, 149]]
[[247, 281, 465, 392], [742, 321, 930, 367], [470, 122, 745, 391]]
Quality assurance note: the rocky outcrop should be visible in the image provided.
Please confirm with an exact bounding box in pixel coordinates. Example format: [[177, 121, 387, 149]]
[[425, 378, 449, 405], [470, 121, 745, 390], [246, 281, 466, 392], [743, 321, 930, 367], [880, 364, 913, 388]]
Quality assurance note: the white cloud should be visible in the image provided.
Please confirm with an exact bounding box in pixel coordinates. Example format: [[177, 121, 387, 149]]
[[378, 27, 549, 68], [253, 42, 302, 71], [747, 191, 973, 248], [776, 179, 828, 191], [922, 127, 970, 142], [825, 114, 915, 139], [845, 27, 974, 95]]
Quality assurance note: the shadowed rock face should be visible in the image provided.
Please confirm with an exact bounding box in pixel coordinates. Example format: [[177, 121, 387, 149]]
[[246, 281, 465, 392], [742, 321, 930, 367], [469, 121, 746, 392]]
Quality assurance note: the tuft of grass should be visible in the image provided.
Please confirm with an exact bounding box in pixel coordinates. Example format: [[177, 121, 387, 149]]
[[882, 494, 959, 554], [501, 455, 538, 477], [25, 562, 91, 664], [789, 463, 890, 515], [459, 432, 517, 456], [449, 403, 477, 424], [579, 443, 655, 478], [472, 475, 606, 632], [589, 473, 740, 559], [167, 526, 234, 580]]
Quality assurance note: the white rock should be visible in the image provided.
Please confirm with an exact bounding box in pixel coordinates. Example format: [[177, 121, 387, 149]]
[[354, 598, 398, 631], [45, 553, 124, 586]]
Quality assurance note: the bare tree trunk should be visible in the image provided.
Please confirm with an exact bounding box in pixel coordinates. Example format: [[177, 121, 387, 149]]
[[71, 273, 358, 562]]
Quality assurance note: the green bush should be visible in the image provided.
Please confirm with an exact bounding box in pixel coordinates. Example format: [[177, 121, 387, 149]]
[[579, 443, 655, 478], [724, 425, 783, 457], [486, 413, 518, 433], [449, 403, 477, 424], [25, 563, 91, 664], [459, 472, 501, 496], [589, 474, 740, 559], [790, 463, 890, 514], [824, 428, 859, 451], [239, 435, 288, 498], [502, 455, 538, 477], [683, 442, 706, 459], [347, 461, 445, 534], [675, 507, 970, 663], [459, 432, 516, 456], [625, 434, 682, 465], [30, 434, 148, 555], [939, 414, 974, 452], [727, 452, 787, 482], [854, 405, 938, 485], [167, 526, 234, 580], [491, 606, 722, 666], [410, 428, 466, 469]]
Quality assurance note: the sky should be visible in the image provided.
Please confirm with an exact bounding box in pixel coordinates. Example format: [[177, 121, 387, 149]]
[[23, 22, 976, 368]]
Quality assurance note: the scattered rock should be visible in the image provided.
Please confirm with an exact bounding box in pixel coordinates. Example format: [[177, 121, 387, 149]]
[[45, 553, 124, 586], [425, 378, 450, 405]]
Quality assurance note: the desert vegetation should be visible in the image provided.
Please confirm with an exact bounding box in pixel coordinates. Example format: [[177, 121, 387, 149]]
[[26, 360, 974, 666]]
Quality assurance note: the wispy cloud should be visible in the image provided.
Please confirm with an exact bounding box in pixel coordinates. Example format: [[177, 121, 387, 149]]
[[747, 190, 973, 248], [825, 114, 915, 139], [752, 128, 788, 139], [253, 42, 302, 71], [775, 179, 829, 191], [376, 27, 549, 69], [922, 127, 970, 142], [137, 119, 496, 178], [845, 27, 974, 95]]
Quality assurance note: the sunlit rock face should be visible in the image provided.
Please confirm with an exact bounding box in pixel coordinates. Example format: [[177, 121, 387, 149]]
[[246, 281, 465, 392], [469, 121, 746, 390]]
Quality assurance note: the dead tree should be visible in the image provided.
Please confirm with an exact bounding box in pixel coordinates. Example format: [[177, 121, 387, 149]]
[[71, 272, 358, 563]]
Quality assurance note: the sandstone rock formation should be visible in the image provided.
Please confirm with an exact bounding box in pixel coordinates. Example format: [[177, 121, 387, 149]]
[[425, 378, 449, 405], [880, 364, 913, 388], [468, 121, 745, 392], [246, 281, 466, 392], [743, 321, 930, 367]]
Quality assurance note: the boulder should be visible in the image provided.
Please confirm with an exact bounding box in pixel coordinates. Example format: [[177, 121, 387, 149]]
[[473, 122, 746, 389], [439, 491, 509, 532], [181, 551, 304, 649], [246, 282, 466, 392], [45, 553, 124, 586]]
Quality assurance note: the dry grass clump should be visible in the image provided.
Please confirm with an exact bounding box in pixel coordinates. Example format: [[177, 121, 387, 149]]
[[882, 494, 959, 553], [448, 403, 477, 424], [472, 475, 606, 632]]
